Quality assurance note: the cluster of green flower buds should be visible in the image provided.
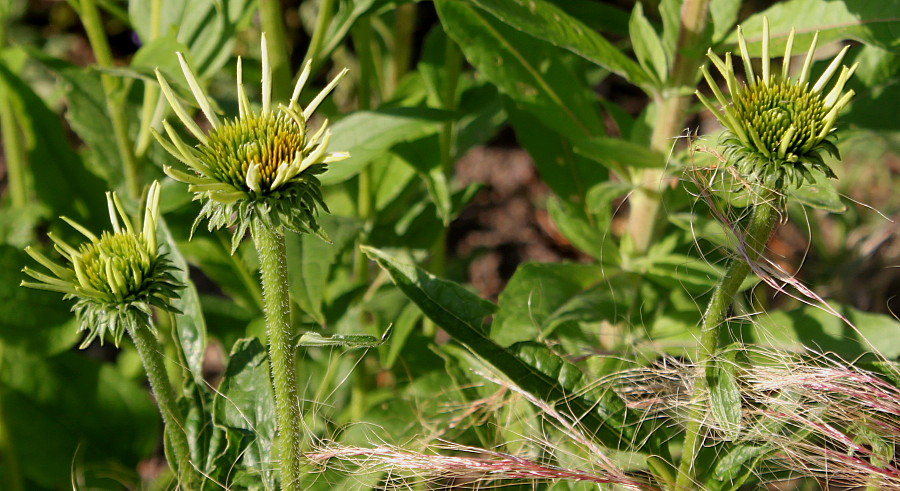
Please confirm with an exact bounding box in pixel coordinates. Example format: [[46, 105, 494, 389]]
[[696, 18, 857, 191], [22, 182, 181, 347], [154, 34, 349, 251]]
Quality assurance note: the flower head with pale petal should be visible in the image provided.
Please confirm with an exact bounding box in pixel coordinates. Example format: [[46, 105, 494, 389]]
[[154, 35, 349, 250], [696, 18, 857, 192], [21, 182, 182, 348]]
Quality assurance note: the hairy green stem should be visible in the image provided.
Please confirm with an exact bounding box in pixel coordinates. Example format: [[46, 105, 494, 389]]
[[259, 0, 292, 101], [626, 0, 711, 254], [251, 221, 303, 490], [79, 0, 141, 199], [675, 196, 779, 490], [127, 323, 194, 486]]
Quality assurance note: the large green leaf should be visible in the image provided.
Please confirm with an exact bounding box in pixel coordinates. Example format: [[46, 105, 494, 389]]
[[0, 51, 107, 225], [465, 0, 652, 88], [362, 246, 639, 450], [436, 0, 606, 140], [129, 0, 255, 77], [751, 304, 900, 359], [0, 245, 79, 355], [0, 347, 158, 489], [157, 217, 208, 386], [286, 215, 362, 325], [493, 262, 606, 346], [505, 102, 607, 203], [212, 338, 276, 489], [728, 0, 900, 54], [547, 198, 619, 263], [320, 108, 453, 185]]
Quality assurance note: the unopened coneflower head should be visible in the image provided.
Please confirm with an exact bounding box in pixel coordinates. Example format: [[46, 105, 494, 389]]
[[21, 182, 182, 348], [154, 34, 349, 251], [696, 18, 857, 191]]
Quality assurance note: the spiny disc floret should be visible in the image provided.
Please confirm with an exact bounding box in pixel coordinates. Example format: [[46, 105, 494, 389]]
[[733, 78, 828, 161], [696, 18, 856, 191], [200, 113, 306, 194], [75, 231, 155, 302]]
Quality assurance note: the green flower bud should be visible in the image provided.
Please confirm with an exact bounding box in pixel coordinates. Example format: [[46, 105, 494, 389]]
[[154, 34, 350, 252], [21, 182, 182, 348], [697, 18, 856, 192]]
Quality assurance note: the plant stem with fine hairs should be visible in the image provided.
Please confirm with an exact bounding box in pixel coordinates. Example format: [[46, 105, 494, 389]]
[[675, 195, 779, 490], [252, 220, 303, 490], [127, 322, 195, 486]]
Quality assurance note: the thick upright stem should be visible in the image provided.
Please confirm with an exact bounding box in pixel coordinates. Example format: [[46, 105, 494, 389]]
[[389, 3, 416, 93], [0, 344, 24, 491], [304, 0, 336, 72], [626, 0, 711, 254], [251, 221, 303, 490], [127, 323, 194, 486], [675, 196, 779, 490], [79, 0, 141, 199]]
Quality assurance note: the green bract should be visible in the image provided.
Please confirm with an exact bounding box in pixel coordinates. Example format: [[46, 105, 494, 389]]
[[21, 182, 182, 348], [696, 18, 857, 191], [154, 35, 350, 251]]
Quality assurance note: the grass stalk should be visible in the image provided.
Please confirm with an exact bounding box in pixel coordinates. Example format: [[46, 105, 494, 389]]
[[626, 0, 711, 254], [127, 322, 194, 486], [675, 195, 779, 490], [79, 0, 141, 200], [251, 220, 303, 490]]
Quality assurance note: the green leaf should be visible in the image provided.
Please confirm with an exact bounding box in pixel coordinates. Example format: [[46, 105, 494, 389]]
[[130, 0, 255, 77], [392, 136, 453, 224], [363, 246, 639, 450], [707, 355, 742, 441], [629, 2, 668, 84], [321, 108, 453, 185], [492, 262, 606, 346], [1, 245, 79, 355], [845, 46, 900, 131], [547, 197, 619, 263], [0, 51, 107, 224], [213, 338, 276, 488], [727, 0, 900, 54], [788, 171, 846, 212], [751, 304, 900, 359], [548, 0, 630, 37], [574, 135, 668, 171], [505, 101, 607, 202], [297, 326, 390, 348], [158, 217, 208, 385], [1, 347, 158, 489], [464, 0, 652, 88], [436, 0, 606, 139], [712, 444, 771, 483], [24, 49, 124, 188], [287, 216, 362, 325], [709, 0, 741, 44]]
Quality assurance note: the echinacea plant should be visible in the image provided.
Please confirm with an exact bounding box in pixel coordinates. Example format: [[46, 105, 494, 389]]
[[696, 19, 856, 193], [677, 19, 857, 490], [21, 181, 194, 484], [154, 34, 349, 490]]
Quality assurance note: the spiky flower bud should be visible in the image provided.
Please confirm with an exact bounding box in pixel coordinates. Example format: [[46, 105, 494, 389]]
[[21, 182, 182, 348], [696, 18, 857, 191], [154, 35, 350, 251]]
